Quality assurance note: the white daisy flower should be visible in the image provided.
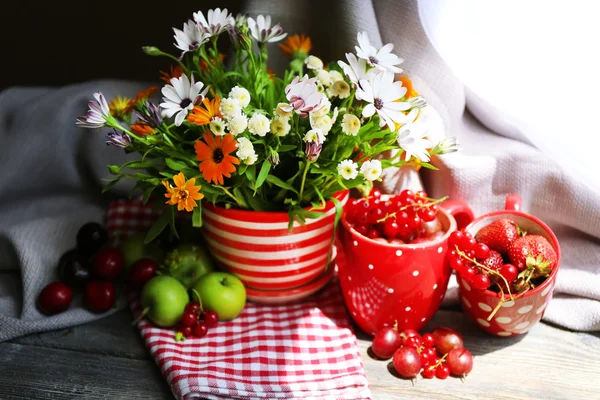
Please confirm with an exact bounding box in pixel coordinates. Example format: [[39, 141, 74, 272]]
[[303, 129, 326, 144], [305, 55, 324, 70], [220, 97, 242, 118], [275, 103, 293, 119], [244, 151, 258, 165], [338, 53, 375, 88], [432, 137, 460, 154], [193, 8, 234, 37], [228, 86, 251, 108], [236, 137, 258, 165], [338, 160, 359, 180], [159, 75, 208, 126], [360, 159, 382, 181], [329, 70, 344, 83], [310, 114, 333, 135], [357, 70, 410, 130], [341, 114, 361, 136], [332, 107, 339, 124], [311, 97, 331, 118], [209, 116, 227, 136], [355, 31, 403, 73], [173, 20, 208, 57], [328, 80, 351, 99], [283, 75, 326, 117], [76, 92, 111, 128], [397, 109, 433, 162], [227, 114, 248, 135], [270, 117, 291, 137], [247, 15, 287, 43], [315, 69, 331, 87], [248, 113, 271, 136]]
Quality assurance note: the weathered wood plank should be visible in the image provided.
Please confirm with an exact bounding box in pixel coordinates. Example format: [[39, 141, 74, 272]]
[[0, 342, 173, 400], [357, 311, 600, 399]]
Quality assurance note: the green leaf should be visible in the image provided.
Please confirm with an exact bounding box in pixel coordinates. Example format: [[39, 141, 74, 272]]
[[266, 175, 299, 195], [123, 160, 159, 170], [108, 165, 121, 174], [192, 204, 203, 227], [159, 171, 174, 178], [145, 206, 172, 244], [142, 185, 156, 204], [245, 164, 256, 182], [255, 161, 271, 190], [278, 144, 297, 152], [165, 158, 188, 171], [418, 163, 439, 171], [102, 177, 122, 193]]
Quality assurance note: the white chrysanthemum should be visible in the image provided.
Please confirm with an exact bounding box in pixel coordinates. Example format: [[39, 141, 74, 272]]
[[338, 159, 359, 180], [329, 80, 351, 99], [244, 151, 258, 165], [270, 117, 291, 137], [209, 116, 227, 136], [159, 75, 209, 126], [248, 113, 270, 136], [341, 114, 361, 136], [227, 114, 248, 135], [235, 137, 257, 165], [228, 86, 251, 108], [311, 97, 331, 118], [310, 114, 333, 135], [355, 31, 403, 73], [360, 159, 382, 181], [220, 97, 242, 118], [357, 70, 410, 130], [329, 70, 344, 83], [303, 129, 326, 144], [397, 109, 433, 162], [305, 55, 324, 70], [275, 103, 293, 119], [315, 69, 331, 87]]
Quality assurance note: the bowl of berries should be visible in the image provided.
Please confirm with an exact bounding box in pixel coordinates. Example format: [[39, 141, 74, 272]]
[[338, 189, 474, 335], [451, 194, 561, 337]]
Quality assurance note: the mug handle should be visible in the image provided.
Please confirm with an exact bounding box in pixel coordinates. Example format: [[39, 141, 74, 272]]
[[505, 194, 522, 211], [441, 200, 475, 230]]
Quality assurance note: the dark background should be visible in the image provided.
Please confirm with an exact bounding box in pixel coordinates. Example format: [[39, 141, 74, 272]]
[[2, 0, 243, 89]]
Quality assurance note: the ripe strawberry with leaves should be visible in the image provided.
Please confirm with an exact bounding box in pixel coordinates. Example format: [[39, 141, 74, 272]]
[[508, 235, 557, 293], [475, 219, 522, 254]]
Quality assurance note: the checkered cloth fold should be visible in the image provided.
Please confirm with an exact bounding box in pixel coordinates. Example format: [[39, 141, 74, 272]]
[[107, 199, 372, 400]]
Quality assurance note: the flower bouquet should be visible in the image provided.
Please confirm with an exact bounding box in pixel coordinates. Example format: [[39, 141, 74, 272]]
[[76, 8, 458, 296]]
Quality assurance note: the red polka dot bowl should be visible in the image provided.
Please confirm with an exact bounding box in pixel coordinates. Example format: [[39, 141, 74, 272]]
[[457, 194, 561, 337], [337, 198, 474, 335]]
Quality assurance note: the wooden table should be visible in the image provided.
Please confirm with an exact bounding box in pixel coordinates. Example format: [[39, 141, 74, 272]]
[[2, 309, 599, 399]]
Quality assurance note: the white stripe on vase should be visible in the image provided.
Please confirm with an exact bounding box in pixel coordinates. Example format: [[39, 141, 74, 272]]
[[203, 220, 334, 245], [234, 266, 324, 284], [211, 251, 330, 272], [204, 236, 332, 260]]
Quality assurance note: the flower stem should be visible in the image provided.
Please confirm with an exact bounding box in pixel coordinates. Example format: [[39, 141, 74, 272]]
[[216, 185, 243, 208], [298, 161, 312, 203]]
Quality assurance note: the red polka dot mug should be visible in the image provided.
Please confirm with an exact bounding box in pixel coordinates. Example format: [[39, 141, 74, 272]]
[[457, 194, 561, 337], [337, 197, 474, 335]]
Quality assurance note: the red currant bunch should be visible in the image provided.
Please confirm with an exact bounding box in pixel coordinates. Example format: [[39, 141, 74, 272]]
[[175, 301, 219, 341], [345, 189, 448, 244]]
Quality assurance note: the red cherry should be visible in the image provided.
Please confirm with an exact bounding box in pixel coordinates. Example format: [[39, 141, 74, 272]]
[[93, 248, 125, 280], [500, 264, 518, 282], [472, 274, 491, 290], [185, 301, 201, 314], [178, 325, 192, 337], [38, 282, 73, 315], [204, 310, 219, 327], [181, 312, 197, 327], [192, 321, 208, 338], [128, 258, 157, 289], [422, 333, 435, 348], [436, 364, 451, 379], [370, 188, 382, 199], [84, 281, 116, 313], [473, 243, 491, 260]]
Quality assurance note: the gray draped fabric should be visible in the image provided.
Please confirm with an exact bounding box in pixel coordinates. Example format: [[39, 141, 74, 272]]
[[1, 0, 599, 342]]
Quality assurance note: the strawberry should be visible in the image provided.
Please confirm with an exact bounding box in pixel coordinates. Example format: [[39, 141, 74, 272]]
[[508, 235, 557, 275], [481, 250, 503, 272], [475, 219, 520, 254]]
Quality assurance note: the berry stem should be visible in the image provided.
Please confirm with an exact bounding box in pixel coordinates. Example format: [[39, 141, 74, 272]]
[[377, 196, 448, 223], [191, 289, 204, 312], [426, 353, 448, 372], [455, 246, 514, 301]]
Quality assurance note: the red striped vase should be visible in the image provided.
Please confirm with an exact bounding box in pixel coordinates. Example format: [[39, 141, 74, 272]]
[[202, 191, 349, 291]]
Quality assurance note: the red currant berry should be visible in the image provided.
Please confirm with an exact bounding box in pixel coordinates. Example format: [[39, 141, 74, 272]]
[[460, 236, 477, 252], [366, 229, 380, 239], [404, 336, 422, 349], [435, 364, 451, 379], [418, 208, 437, 222], [462, 267, 477, 282], [407, 214, 421, 230], [397, 223, 412, 238], [500, 264, 518, 282], [398, 189, 414, 203], [472, 273, 491, 290], [181, 312, 197, 327], [422, 333, 435, 348], [383, 219, 400, 239], [396, 211, 410, 225], [354, 224, 368, 236], [449, 230, 465, 248], [178, 325, 192, 337], [370, 188, 382, 199], [420, 352, 431, 365], [401, 329, 421, 345], [415, 190, 428, 199], [192, 322, 208, 338], [185, 302, 201, 314], [367, 207, 384, 224], [425, 347, 437, 359], [473, 243, 491, 260], [356, 210, 369, 225], [421, 366, 436, 379], [449, 256, 463, 271], [204, 311, 219, 327]]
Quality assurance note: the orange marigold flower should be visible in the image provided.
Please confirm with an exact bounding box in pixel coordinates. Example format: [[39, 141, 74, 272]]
[[194, 132, 239, 185], [124, 86, 159, 113], [279, 34, 312, 57], [187, 95, 222, 126], [162, 172, 204, 212], [108, 96, 131, 117], [200, 53, 226, 71], [159, 65, 185, 84], [130, 123, 156, 136], [399, 76, 418, 98]]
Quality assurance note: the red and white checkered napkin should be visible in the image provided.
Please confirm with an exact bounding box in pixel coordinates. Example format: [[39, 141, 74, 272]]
[[106, 199, 372, 400]]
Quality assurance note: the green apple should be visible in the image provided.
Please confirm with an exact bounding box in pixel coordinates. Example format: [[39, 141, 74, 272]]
[[192, 272, 246, 321], [120, 232, 164, 272], [140, 275, 189, 327], [162, 244, 215, 288]]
